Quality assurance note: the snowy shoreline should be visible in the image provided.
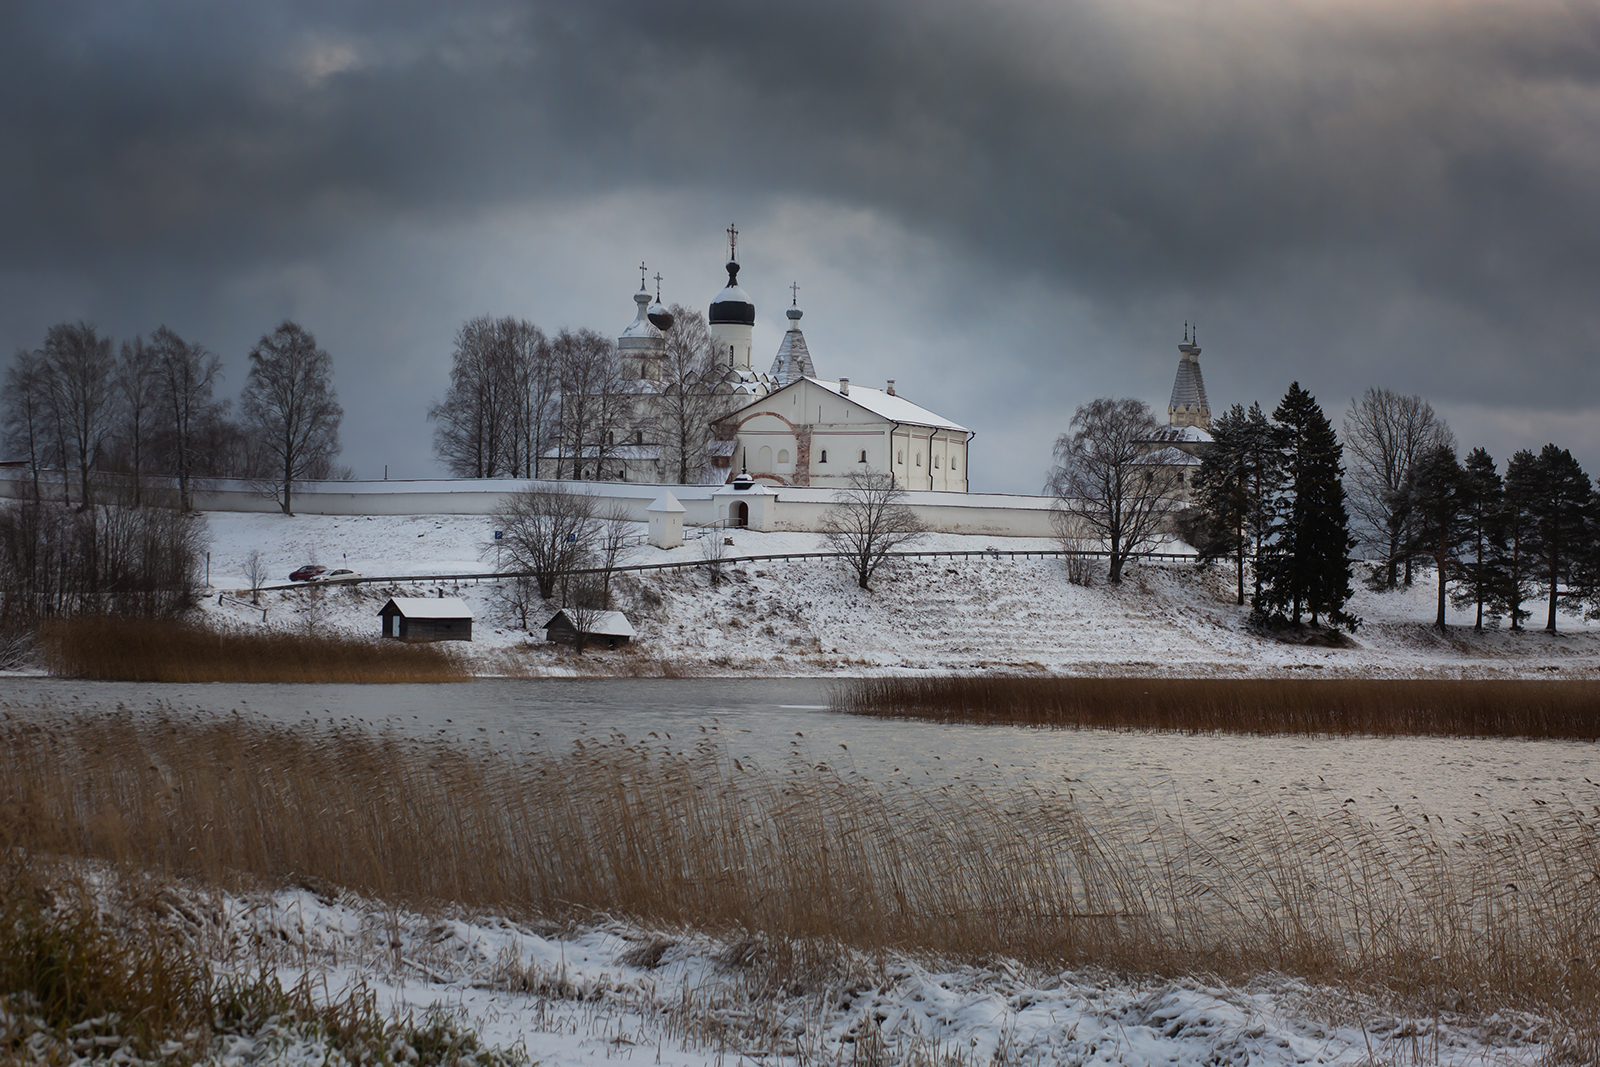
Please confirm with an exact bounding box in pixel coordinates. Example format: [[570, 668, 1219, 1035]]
[[192, 511, 1600, 680]]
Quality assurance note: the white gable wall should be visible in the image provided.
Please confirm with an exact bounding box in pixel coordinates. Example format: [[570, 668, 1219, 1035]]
[[723, 379, 969, 492]]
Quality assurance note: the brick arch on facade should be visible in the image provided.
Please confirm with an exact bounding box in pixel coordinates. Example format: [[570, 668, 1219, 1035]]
[[721, 408, 812, 487]]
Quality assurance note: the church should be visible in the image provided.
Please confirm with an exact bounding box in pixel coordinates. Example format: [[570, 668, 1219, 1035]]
[[611, 231, 972, 491]]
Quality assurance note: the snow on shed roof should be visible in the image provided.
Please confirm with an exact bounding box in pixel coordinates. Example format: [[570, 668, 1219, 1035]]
[[543, 609, 636, 637], [648, 491, 685, 513], [803, 378, 968, 432], [380, 596, 473, 619]]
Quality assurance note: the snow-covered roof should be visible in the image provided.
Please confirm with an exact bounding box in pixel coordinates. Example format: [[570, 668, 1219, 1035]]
[[705, 439, 738, 457], [768, 319, 817, 387], [804, 378, 968, 433], [1170, 424, 1213, 444], [380, 596, 473, 619], [543, 609, 636, 637], [647, 491, 685, 513]]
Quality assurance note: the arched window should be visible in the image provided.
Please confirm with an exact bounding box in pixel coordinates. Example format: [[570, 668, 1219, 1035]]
[[951, 457, 958, 471], [634, 430, 643, 445], [758, 445, 772, 470], [934, 456, 940, 468], [859, 450, 868, 463], [607, 431, 615, 446], [915, 453, 921, 467], [897, 450, 904, 464], [820, 450, 828, 464], [778, 448, 790, 465]]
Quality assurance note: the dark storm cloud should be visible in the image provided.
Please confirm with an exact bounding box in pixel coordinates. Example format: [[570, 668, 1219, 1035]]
[[3, 0, 1600, 480]]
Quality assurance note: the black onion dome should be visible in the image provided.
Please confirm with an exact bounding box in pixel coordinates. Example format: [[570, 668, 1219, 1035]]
[[709, 260, 755, 326]]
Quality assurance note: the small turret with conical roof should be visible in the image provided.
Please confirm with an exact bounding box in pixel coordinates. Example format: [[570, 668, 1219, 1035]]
[[1168, 322, 1210, 431], [768, 282, 817, 387]]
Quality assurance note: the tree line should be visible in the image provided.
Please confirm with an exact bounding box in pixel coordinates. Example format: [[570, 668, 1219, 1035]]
[[1191, 385, 1600, 634], [2, 319, 345, 515], [427, 305, 738, 486]]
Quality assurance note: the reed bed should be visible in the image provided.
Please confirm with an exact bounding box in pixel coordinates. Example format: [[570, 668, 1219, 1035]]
[[834, 675, 1600, 738], [37, 615, 471, 682], [3, 710, 1600, 1020]]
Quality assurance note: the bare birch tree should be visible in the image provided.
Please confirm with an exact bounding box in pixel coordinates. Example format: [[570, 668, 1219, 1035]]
[[115, 336, 160, 507], [3, 350, 54, 503], [151, 326, 224, 510], [552, 328, 626, 480], [658, 305, 734, 484], [492, 483, 600, 600], [821, 467, 927, 590], [240, 321, 343, 516], [1046, 397, 1183, 584], [43, 322, 116, 508], [1342, 387, 1453, 588]]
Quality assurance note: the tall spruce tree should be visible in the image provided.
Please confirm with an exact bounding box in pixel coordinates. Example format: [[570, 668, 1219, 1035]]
[[1403, 444, 1468, 631], [1191, 402, 1282, 605], [1254, 383, 1357, 630], [1450, 447, 1505, 631], [1521, 443, 1594, 633]]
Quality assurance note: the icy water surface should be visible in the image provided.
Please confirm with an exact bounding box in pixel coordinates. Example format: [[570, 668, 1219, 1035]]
[[4, 676, 1598, 827]]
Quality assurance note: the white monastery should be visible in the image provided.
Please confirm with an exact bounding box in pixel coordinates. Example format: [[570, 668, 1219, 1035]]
[[614, 229, 972, 491]]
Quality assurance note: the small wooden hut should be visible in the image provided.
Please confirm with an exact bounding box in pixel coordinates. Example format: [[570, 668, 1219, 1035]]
[[379, 596, 473, 641], [543, 609, 635, 650]]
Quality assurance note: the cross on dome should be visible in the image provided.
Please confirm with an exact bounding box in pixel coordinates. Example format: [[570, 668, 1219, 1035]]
[[639, 261, 648, 290], [790, 281, 800, 305], [654, 271, 663, 301], [726, 224, 738, 262]]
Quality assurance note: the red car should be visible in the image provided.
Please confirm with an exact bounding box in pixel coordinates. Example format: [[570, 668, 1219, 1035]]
[[289, 564, 326, 582]]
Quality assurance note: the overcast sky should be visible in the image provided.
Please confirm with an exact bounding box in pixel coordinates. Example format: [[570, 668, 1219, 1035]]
[[4, 0, 1600, 494]]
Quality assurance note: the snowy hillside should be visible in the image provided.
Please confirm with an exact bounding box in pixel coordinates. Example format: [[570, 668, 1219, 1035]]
[[198, 511, 1600, 677]]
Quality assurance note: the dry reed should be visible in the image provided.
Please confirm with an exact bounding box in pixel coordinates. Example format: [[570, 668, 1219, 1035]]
[[3, 709, 1600, 1022], [834, 675, 1600, 739], [37, 615, 471, 683]]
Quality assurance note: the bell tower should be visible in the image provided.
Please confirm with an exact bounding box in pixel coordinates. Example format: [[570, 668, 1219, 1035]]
[[1168, 322, 1211, 431]]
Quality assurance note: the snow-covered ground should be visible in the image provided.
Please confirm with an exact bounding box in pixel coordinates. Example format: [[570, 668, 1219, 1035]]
[[198, 510, 1600, 677], [205, 885, 1548, 1067]]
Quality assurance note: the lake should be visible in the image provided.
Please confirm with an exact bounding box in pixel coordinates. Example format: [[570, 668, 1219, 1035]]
[[3, 676, 1596, 828]]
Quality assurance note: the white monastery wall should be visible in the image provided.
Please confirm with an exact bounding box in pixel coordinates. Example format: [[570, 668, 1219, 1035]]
[[0, 472, 1059, 537]]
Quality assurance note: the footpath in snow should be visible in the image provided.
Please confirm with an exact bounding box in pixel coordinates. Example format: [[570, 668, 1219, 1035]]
[[198, 511, 1600, 678]]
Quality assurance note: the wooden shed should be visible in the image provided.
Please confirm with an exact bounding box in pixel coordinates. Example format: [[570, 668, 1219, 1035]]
[[379, 596, 473, 641], [543, 609, 635, 650]]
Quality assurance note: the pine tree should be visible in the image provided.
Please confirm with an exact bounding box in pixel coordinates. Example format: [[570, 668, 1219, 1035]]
[[1402, 444, 1468, 631], [1450, 447, 1504, 631], [1192, 403, 1282, 605], [1522, 443, 1594, 633], [1254, 383, 1357, 630], [1497, 449, 1540, 630]]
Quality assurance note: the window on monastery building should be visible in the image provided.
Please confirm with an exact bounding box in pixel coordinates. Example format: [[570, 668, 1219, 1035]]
[[820, 450, 828, 463], [607, 431, 615, 446], [915, 453, 921, 466], [952, 457, 958, 470], [635, 430, 643, 445], [897, 450, 904, 464], [859, 450, 867, 463], [778, 449, 790, 464], [934, 456, 940, 468]]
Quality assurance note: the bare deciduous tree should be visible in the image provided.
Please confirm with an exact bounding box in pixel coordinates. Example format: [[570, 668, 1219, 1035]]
[[1046, 397, 1183, 584], [152, 325, 224, 511], [115, 336, 160, 507], [242, 549, 267, 606], [658, 305, 735, 485], [3, 350, 54, 503], [240, 322, 343, 516], [821, 467, 927, 590], [492, 483, 600, 601], [1343, 387, 1454, 589], [43, 322, 116, 508], [551, 328, 626, 480]]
